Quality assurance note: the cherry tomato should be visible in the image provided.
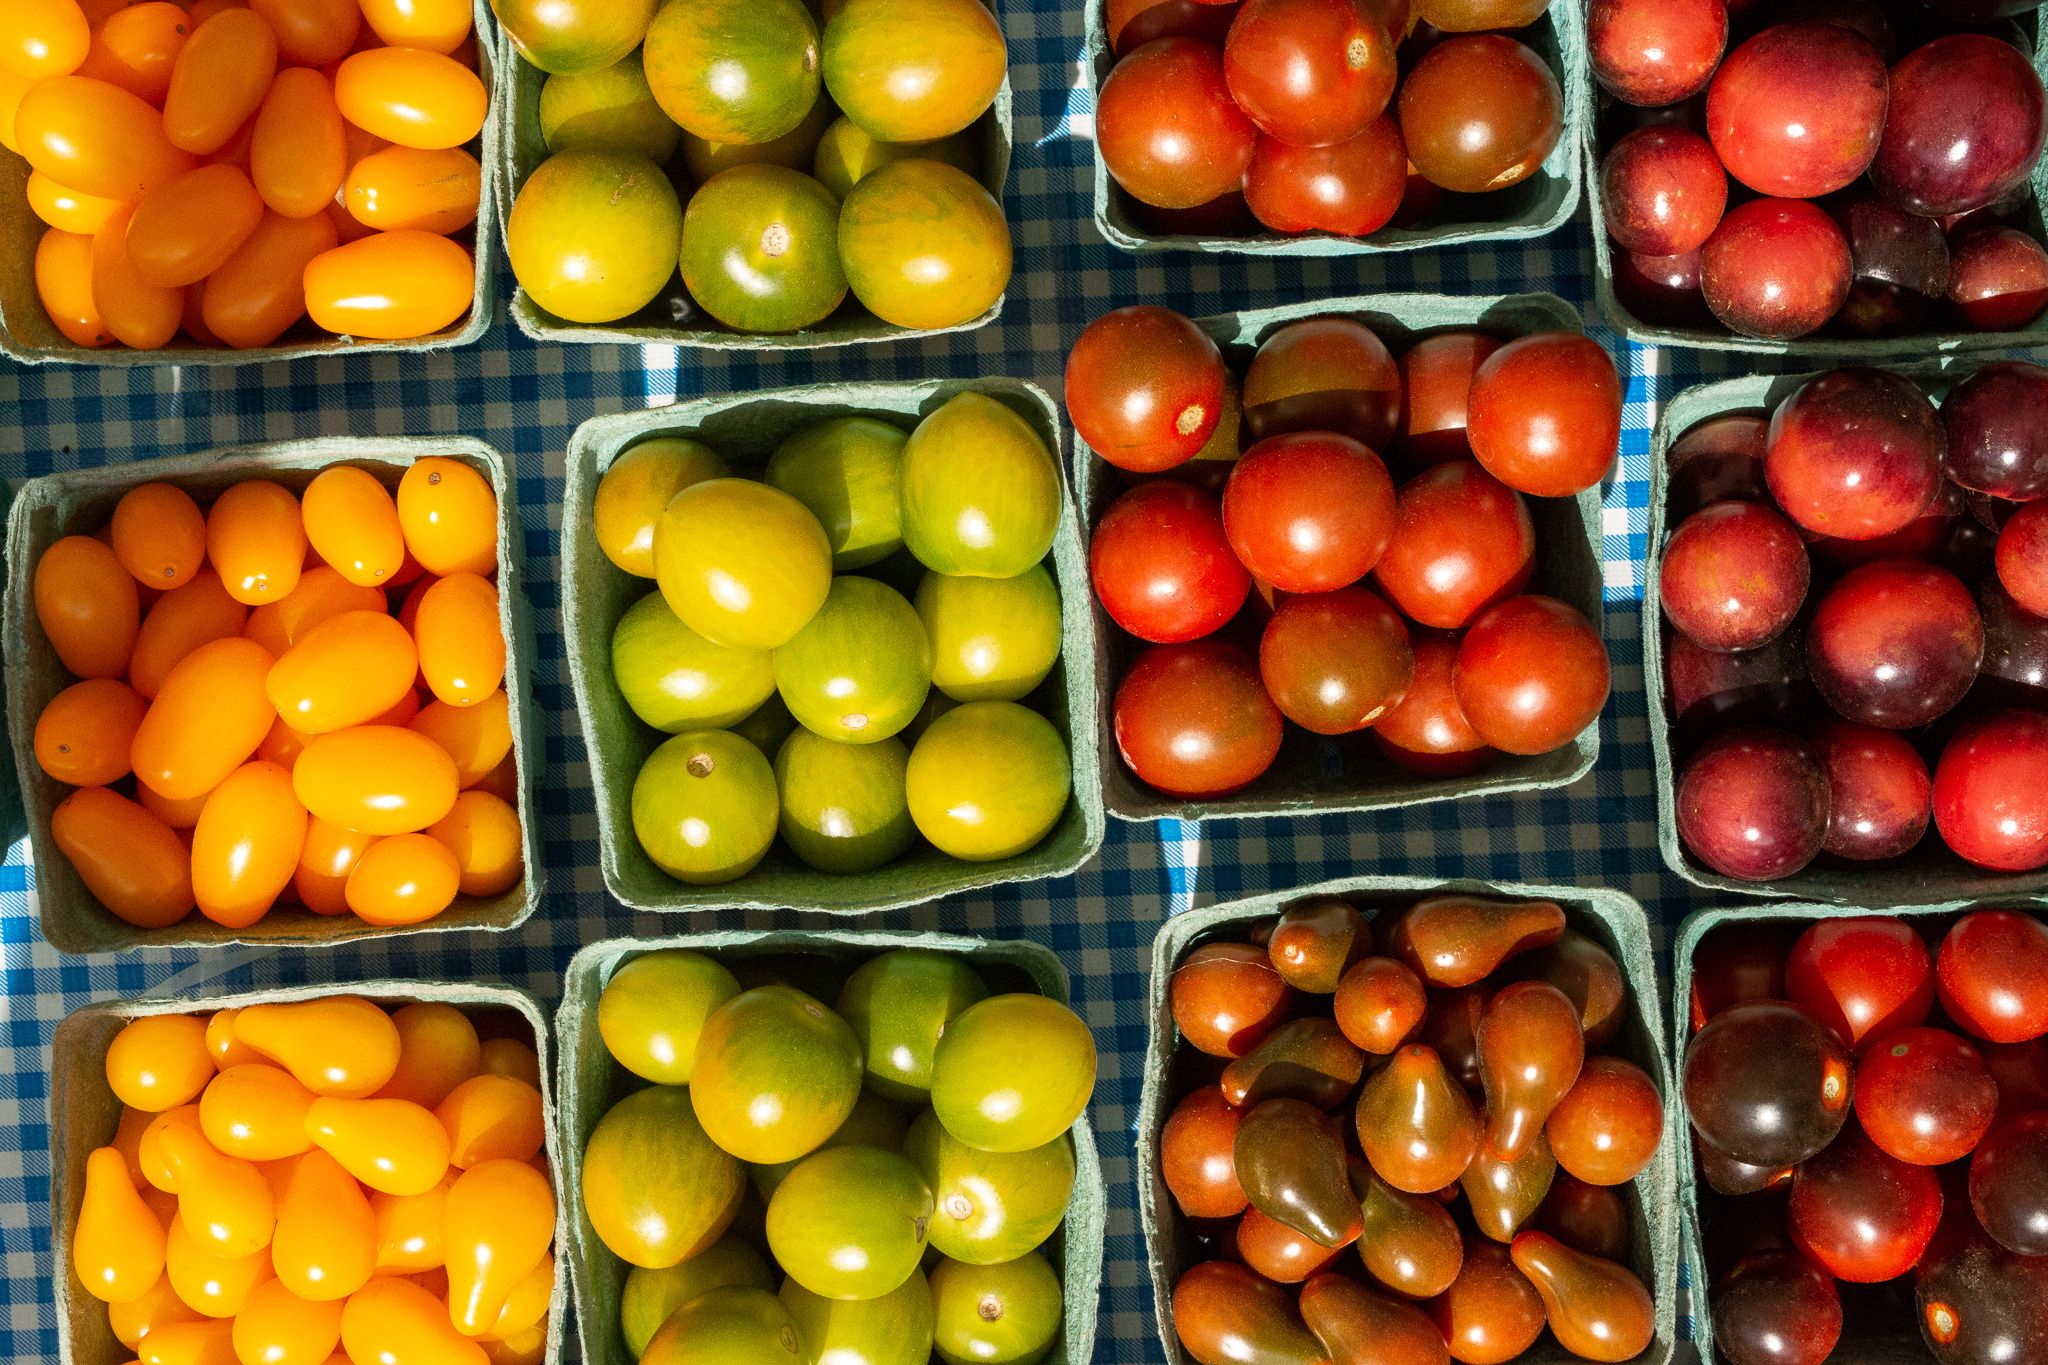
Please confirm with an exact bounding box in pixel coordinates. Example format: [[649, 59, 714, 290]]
[[358, 0, 471, 53], [26, 170, 124, 234], [34, 228, 111, 347], [291, 725, 460, 834], [340, 145, 479, 233], [109, 483, 206, 589], [410, 690, 511, 787], [1065, 306, 1228, 472], [1397, 331, 1503, 466], [1373, 461, 1535, 629], [35, 678, 149, 785], [1784, 917, 1933, 1048], [16, 75, 196, 199], [130, 570, 250, 698], [127, 164, 267, 288], [35, 534, 139, 678], [1114, 639, 1283, 798], [1853, 1027, 1997, 1167], [250, 67, 347, 219], [0, 66, 36, 154], [303, 230, 475, 340], [333, 47, 485, 149], [426, 790, 521, 897], [162, 10, 277, 155], [1452, 594, 1609, 755], [301, 466, 405, 586], [131, 636, 277, 801], [1222, 0, 1395, 147], [73, 2, 187, 103], [191, 760, 308, 929], [50, 786, 195, 929], [1096, 37, 1257, 210], [1243, 116, 1407, 238], [1, 0, 90, 80], [268, 609, 420, 733], [411, 573, 504, 707], [203, 209, 338, 348], [1223, 432, 1396, 594], [293, 816, 379, 915], [1467, 333, 1623, 497], [1937, 910, 2048, 1045], [208, 480, 308, 605], [249, 0, 358, 66], [1374, 632, 1494, 775], [243, 565, 385, 654], [396, 457, 497, 575], [344, 832, 459, 926], [139, 781, 212, 831], [1259, 586, 1414, 735], [90, 205, 181, 348], [1089, 480, 1249, 643]]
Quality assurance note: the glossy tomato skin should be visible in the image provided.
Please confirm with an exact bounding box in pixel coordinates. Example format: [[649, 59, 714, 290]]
[[1398, 35, 1562, 194], [1097, 38, 1257, 210], [1657, 500, 1809, 653], [1222, 433, 1395, 594], [1936, 910, 2048, 1044], [1222, 0, 1395, 148], [1242, 318, 1401, 450], [1258, 587, 1414, 735], [1588, 0, 1726, 107], [1453, 595, 1609, 755], [1701, 198, 1851, 341], [1705, 21, 1887, 199], [1373, 461, 1534, 629], [1676, 726, 1830, 883], [1600, 125, 1727, 257], [1090, 480, 1250, 643], [1108, 0, 1237, 55], [1785, 916, 1933, 1048], [1466, 332, 1622, 497], [1788, 1125, 1942, 1283], [1375, 632, 1491, 768], [1396, 331, 1500, 467], [1933, 711, 2048, 873], [1242, 116, 1406, 238], [1067, 307, 1227, 472], [1855, 1027, 1998, 1167], [1114, 640, 1284, 797], [1809, 720, 1932, 862]]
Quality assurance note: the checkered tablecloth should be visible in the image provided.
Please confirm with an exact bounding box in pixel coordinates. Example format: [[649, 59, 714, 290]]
[[0, 5, 1820, 1360]]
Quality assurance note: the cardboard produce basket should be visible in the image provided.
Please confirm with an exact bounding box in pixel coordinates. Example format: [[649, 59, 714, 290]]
[[2, 435, 545, 953], [1584, 11, 2048, 358], [0, 0, 501, 367], [490, 6, 1012, 349], [50, 979, 567, 1365], [1085, 0, 1585, 254], [1644, 359, 2045, 907], [555, 929, 1106, 1365], [560, 380, 1105, 914], [1139, 876, 1679, 1365], [1077, 291, 1605, 824]]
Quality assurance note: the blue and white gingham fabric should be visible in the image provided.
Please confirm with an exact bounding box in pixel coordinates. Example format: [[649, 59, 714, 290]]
[[0, 5, 1833, 1361]]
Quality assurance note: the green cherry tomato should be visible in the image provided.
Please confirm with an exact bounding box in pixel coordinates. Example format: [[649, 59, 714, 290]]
[[903, 1109, 1075, 1265], [690, 984, 863, 1165], [596, 948, 741, 1084], [680, 97, 834, 184], [839, 159, 1011, 331], [778, 1267, 934, 1365], [916, 566, 1062, 702], [900, 392, 1060, 578], [490, 0, 656, 76], [539, 52, 681, 163], [612, 590, 776, 732], [679, 165, 847, 334], [905, 701, 1068, 861], [764, 1145, 933, 1301], [772, 727, 914, 874], [821, 0, 1006, 143], [929, 993, 1096, 1153], [928, 1253, 1062, 1365], [508, 149, 682, 325], [772, 576, 931, 743], [751, 1090, 911, 1199], [593, 437, 728, 578], [812, 115, 981, 200], [621, 1239, 776, 1358], [642, 0, 821, 145], [835, 948, 988, 1101], [630, 730, 779, 884], [654, 477, 832, 650], [640, 1285, 805, 1365], [764, 416, 908, 570]]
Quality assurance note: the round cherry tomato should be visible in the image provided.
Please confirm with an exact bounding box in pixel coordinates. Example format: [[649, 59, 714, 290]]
[[1241, 317, 1400, 449], [1222, 432, 1395, 594], [1258, 586, 1413, 734], [1065, 306, 1227, 472], [1452, 594, 1608, 755], [1853, 1027, 1997, 1167], [1375, 631, 1491, 769], [1373, 461, 1535, 629], [294, 816, 379, 915], [426, 790, 522, 897], [1467, 333, 1623, 497], [251, 68, 348, 220], [1223, 0, 1395, 147], [162, 9, 277, 155], [303, 231, 475, 340], [1096, 37, 1257, 210], [334, 47, 486, 150], [1397, 331, 1504, 466], [1089, 481, 1249, 644], [1114, 640, 1283, 797], [1243, 116, 1406, 238], [1937, 910, 2048, 1045], [410, 690, 511, 787], [1784, 917, 1933, 1048], [1933, 710, 2048, 873], [344, 832, 460, 926]]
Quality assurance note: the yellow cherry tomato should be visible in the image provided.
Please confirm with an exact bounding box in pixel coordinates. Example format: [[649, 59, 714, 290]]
[[271, 1149, 376, 1303], [199, 1062, 315, 1161], [127, 163, 265, 288], [164, 1217, 274, 1317], [267, 609, 418, 733], [293, 816, 379, 915], [343, 831, 460, 926], [305, 1094, 452, 1193], [73, 1, 187, 103], [207, 480, 307, 605], [244, 565, 385, 655], [89, 205, 180, 349], [303, 230, 475, 340], [234, 997, 401, 1099], [136, 1103, 203, 1190], [433, 1075, 543, 1168], [107, 1270, 202, 1349], [73, 1145, 166, 1305], [301, 466, 405, 586], [255, 711, 314, 768], [377, 1002, 480, 1109], [475, 1038, 539, 1087], [409, 689, 511, 786], [593, 438, 727, 578], [231, 1278, 342, 1365], [162, 9, 276, 155], [130, 569, 249, 699], [205, 1009, 267, 1069], [339, 1276, 484, 1365], [111, 483, 207, 588], [368, 1171, 453, 1273], [131, 635, 277, 802], [358, 0, 470, 53], [1, 0, 90, 80], [26, 170, 124, 234], [51, 788, 198, 928], [0, 65, 32, 154], [333, 46, 485, 149], [442, 1160, 554, 1335], [35, 533, 139, 678], [248, 0, 358, 66], [190, 760, 308, 928], [202, 208, 338, 348], [35, 677, 148, 785], [396, 457, 496, 575], [341, 145, 480, 233], [426, 790, 522, 897], [17, 75, 196, 199], [186, 0, 253, 23], [291, 725, 460, 834], [412, 572, 503, 706], [251, 66, 347, 219], [106, 1014, 214, 1112], [34, 227, 111, 347]]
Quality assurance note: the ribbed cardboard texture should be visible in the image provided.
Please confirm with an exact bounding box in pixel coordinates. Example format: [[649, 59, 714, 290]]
[[1644, 360, 2048, 906], [2, 436, 546, 953], [1078, 292, 1605, 823], [1584, 13, 2048, 357], [1085, 0, 1585, 254], [0, 483, 20, 852], [555, 930, 1106, 1365], [1138, 877, 1679, 1365], [0, 0, 501, 367], [50, 980, 568, 1365], [560, 380, 1105, 914], [490, 8, 1013, 349], [1670, 902, 2008, 1365]]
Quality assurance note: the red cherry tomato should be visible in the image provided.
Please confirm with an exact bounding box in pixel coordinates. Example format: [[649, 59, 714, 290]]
[[1373, 460, 1535, 630], [1114, 640, 1283, 798], [1258, 586, 1413, 735], [1375, 632, 1491, 769], [1932, 709, 2048, 873], [1452, 594, 1609, 755], [1397, 331, 1503, 466], [1784, 917, 1933, 1048], [1096, 37, 1257, 210], [1853, 1026, 1997, 1167], [1090, 480, 1249, 644], [1223, 0, 1395, 148], [1066, 306, 1228, 472], [1936, 910, 2048, 1045], [1243, 115, 1407, 238], [1222, 432, 1395, 594], [1467, 332, 1623, 497]]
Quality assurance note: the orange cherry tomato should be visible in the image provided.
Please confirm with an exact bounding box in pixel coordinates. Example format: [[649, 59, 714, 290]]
[[206, 109, 257, 169], [131, 569, 249, 698], [267, 609, 418, 733], [162, 9, 276, 154], [371, 688, 424, 727], [368, 1170, 452, 1272], [357, 0, 469, 53], [243, 564, 384, 654], [139, 780, 211, 830], [256, 713, 314, 769], [26, 171, 124, 234], [34, 533, 139, 677], [161, 1190, 275, 1311], [249, 0, 357, 66], [301, 466, 405, 586], [35, 677, 148, 785], [426, 790, 521, 897], [53, 788, 196, 928], [250, 67, 346, 219], [201, 208, 336, 348], [291, 725, 459, 835], [341, 146, 478, 233], [1, 0, 90, 80], [0, 65, 36, 154], [34, 228, 111, 347], [343, 831, 459, 925], [16, 75, 196, 199], [294, 816, 378, 914], [200, 1062, 316, 1161], [207, 479, 307, 605], [396, 457, 496, 575], [90, 205, 180, 348], [187, 0, 250, 23], [180, 281, 217, 345], [302, 230, 474, 340], [434, 1075, 543, 1168], [325, 196, 375, 245], [471, 750, 520, 807], [131, 635, 277, 802], [231, 1278, 341, 1365], [412, 573, 503, 707], [205, 1009, 267, 1069], [409, 689, 511, 787], [191, 760, 308, 928], [111, 482, 207, 588], [396, 573, 434, 637], [73, 2, 188, 103], [126, 163, 265, 288], [332, 46, 484, 150]]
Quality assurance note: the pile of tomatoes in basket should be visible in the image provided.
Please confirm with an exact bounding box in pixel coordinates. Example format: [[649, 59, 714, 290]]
[[32, 458, 521, 933], [1099, 0, 1566, 238], [1593, 0, 2048, 340], [1069, 305, 1619, 801], [1661, 361, 2048, 882], [1685, 911, 2048, 1365], [4, 0, 486, 351]]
